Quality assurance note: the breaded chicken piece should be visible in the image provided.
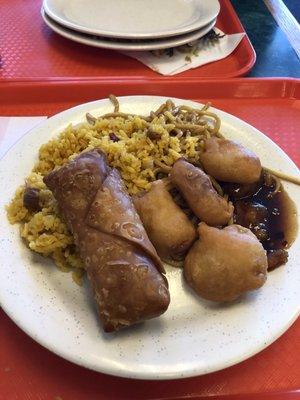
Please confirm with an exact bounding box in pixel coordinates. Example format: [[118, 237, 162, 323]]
[[170, 159, 233, 226], [134, 180, 197, 264], [199, 137, 262, 184], [184, 222, 268, 302]]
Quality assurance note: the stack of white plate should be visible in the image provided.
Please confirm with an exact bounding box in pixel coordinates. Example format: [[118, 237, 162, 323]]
[[42, 0, 220, 51]]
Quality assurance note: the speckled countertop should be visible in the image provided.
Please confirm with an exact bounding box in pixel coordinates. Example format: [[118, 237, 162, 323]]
[[232, 0, 300, 77]]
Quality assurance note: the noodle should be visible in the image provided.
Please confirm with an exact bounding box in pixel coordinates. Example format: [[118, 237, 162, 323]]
[[153, 103, 167, 116], [86, 113, 96, 125], [108, 94, 120, 112], [154, 160, 172, 173]]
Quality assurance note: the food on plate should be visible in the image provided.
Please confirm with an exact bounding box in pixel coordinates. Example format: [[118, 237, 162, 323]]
[[134, 179, 197, 264], [6, 96, 297, 318], [184, 222, 268, 302], [170, 158, 233, 226], [44, 149, 170, 332], [199, 137, 262, 183], [222, 179, 261, 200]]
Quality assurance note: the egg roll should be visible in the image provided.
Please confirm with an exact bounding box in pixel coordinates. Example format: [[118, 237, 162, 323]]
[[44, 149, 170, 332]]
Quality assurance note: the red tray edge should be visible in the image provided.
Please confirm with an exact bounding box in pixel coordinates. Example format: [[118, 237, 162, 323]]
[[0, 0, 256, 82], [0, 77, 299, 99], [1, 76, 297, 84]]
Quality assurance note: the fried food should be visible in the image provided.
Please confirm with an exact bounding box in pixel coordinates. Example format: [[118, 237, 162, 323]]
[[44, 149, 170, 332], [170, 158, 233, 226], [184, 222, 268, 302], [199, 137, 262, 184], [134, 180, 197, 263]]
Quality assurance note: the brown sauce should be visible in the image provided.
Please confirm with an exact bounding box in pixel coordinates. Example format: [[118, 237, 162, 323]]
[[222, 172, 298, 271]]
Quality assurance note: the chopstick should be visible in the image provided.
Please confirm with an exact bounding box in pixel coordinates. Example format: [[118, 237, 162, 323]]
[[264, 167, 300, 186]]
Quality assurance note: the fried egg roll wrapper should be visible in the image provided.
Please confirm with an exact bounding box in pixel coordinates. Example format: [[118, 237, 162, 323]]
[[86, 168, 165, 273], [44, 150, 170, 332]]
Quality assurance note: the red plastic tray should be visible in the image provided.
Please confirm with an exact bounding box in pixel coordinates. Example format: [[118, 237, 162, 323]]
[[0, 0, 255, 81], [0, 78, 299, 400]]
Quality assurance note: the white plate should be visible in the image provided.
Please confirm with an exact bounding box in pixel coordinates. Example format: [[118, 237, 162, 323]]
[[0, 96, 299, 380], [43, 0, 220, 39], [42, 9, 216, 51]]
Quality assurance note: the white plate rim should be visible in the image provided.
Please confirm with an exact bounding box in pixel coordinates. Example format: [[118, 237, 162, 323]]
[[0, 95, 299, 380], [43, 0, 220, 39], [41, 8, 217, 51]]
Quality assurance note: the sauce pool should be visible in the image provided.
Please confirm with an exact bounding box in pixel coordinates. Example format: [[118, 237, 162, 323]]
[[222, 172, 298, 271]]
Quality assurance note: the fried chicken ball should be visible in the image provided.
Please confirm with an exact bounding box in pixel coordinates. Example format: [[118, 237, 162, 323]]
[[184, 223, 268, 302], [134, 180, 197, 263], [170, 158, 233, 226], [199, 137, 262, 184]]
